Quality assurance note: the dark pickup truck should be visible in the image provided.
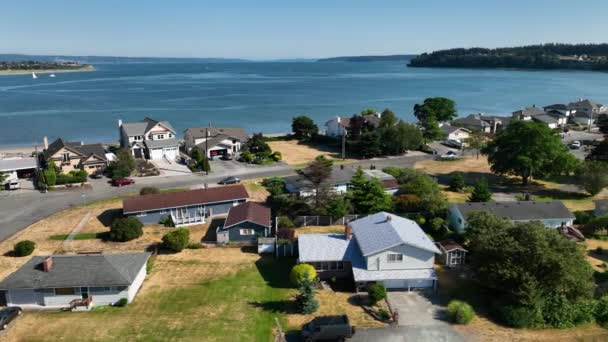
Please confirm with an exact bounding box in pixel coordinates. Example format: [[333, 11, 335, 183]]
[[301, 315, 355, 341]]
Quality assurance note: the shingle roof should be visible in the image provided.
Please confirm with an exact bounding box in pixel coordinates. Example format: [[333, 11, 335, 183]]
[[43, 138, 107, 161], [123, 185, 249, 214], [121, 117, 175, 137], [441, 125, 471, 135], [298, 234, 360, 262], [144, 138, 179, 149], [224, 202, 271, 228], [452, 201, 574, 222], [350, 212, 440, 256], [186, 127, 249, 142], [513, 106, 545, 117], [544, 104, 570, 111], [436, 240, 467, 253], [0, 253, 150, 289], [326, 114, 381, 129], [532, 114, 558, 125], [452, 114, 491, 128]]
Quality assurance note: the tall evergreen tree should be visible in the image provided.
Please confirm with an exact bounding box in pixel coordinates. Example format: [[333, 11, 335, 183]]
[[468, 178, 492, 202], [349, 168, 393, 214]]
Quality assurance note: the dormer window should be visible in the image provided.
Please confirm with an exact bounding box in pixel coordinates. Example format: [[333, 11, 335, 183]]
[[62, 153, 70, 162]]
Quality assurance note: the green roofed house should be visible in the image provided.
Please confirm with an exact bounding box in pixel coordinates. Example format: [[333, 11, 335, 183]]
[[0, 253, 150, 310]]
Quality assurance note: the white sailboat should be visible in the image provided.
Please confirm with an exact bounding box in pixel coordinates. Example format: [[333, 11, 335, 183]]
[[49, 74, 56, 78], [32, 72, 38, 79]]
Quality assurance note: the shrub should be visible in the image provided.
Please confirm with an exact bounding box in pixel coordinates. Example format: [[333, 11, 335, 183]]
[[43, 168, 56, 186], [574, 210, 595, 225], [162, 228, 190, 252], [446, 300, 476, 324], [501, 304, 544, 328], [115, 298, 128, 307], [14, 240, 35, 256], [239, 151, 254, 163], [572, 299, 597, 325], [449, 173, 465, 192], [596, 295, 608, 326], [159, 216, 174, 227], [140, 187, 160, 195], [378, 309, 391, 320], [541, 295, 577, 328], [278, 216, 295, 229], [109, 217, 144, 242], [271, 151, 282, 161], [186, 242, 203, 249], [290, 264, 317, 286], [367, 283, 387, 306]]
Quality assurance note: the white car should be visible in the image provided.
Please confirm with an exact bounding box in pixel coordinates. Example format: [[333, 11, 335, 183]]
[[6, 179, 20, 190], [439, 151, 460, 160], [570, 141, 581, 149]]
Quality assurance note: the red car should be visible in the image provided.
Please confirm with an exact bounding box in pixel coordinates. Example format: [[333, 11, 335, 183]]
[[113, 178, 135, 187]]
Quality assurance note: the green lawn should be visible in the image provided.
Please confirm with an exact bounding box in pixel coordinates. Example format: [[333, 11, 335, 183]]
[[14, 257, 296, 342]]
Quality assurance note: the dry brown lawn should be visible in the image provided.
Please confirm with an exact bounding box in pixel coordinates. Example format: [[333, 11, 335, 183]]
[[241, 178, 270, 202], [268, 140, 355, 166], [415, 156, 493, 175], [294, 225, 345, 236]]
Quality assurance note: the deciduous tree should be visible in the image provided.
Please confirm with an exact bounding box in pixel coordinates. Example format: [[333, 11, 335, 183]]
[[575, 161, 608, 196], [300, 156, 333, 209], [292, 115, 319, 140], [468, 178, 492, 202]]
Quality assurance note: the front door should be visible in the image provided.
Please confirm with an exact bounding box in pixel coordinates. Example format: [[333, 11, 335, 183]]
[[133, 148, 143, 159], [81, 287, 89, 299]]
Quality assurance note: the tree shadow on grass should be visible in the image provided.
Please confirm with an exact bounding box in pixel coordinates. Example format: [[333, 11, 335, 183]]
[[97, 209, 123, 227], [255, 256, 296, 289], [248, 299, 298, 314], [201, 218, 224, 242]]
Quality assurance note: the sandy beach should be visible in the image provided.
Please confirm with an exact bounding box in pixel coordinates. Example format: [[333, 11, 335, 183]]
[[0, 65, 95, 76]]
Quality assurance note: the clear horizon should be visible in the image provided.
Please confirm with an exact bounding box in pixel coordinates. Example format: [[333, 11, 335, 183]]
[[3, 1, 608, 59]]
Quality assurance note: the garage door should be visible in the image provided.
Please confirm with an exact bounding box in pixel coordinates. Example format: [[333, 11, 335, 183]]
[[383, 279, 434, 290], [8, 289, 37, 305], [163, 147, 178, 161], [210, 149, 228, 157]]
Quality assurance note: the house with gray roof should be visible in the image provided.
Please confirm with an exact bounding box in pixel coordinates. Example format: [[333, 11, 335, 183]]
[[119, 117, 179, 161], [43, 138, 108, 172], [447, 201, 575, 232], [298, 212, 440, 291], [183, 127, 249, 158], [0, 253, 150, 310], [451, 113, 506, 133], [595, 200, 608, 217], [325, 113, 382, 138]]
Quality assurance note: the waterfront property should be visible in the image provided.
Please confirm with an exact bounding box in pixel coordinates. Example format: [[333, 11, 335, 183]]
[[183, 127, 249, 158], [440, 125, 471, 142], [284, 167, 398, 197], [119, 117, 179, 161], [298, 212, 440, 291], [435, 240, 467, 268], [123, 185, 249, 226], [324, 112, 381, 138], [0, 157, 38, 185], [43, 138, 108, 172], [450, 113, 507, 134], [216, 201, 271, 243], [447, 200, 575, 232], [0, 253, 150, 310]]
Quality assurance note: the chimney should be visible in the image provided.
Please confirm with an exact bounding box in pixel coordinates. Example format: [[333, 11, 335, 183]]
[[42, 256, 53, 272], [385, 215, 392, 222], [43, 136, 49, 150], [118, 119, 123, 127], [345, 225, 352, 240]]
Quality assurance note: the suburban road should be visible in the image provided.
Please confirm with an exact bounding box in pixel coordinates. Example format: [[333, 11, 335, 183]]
[[0, 153, 431, 242]]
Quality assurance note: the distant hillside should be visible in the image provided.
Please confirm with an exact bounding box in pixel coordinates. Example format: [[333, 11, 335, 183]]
[[318, 54, 416, 62], [408, 44, 608, 71], [0, 54, 249, 64]]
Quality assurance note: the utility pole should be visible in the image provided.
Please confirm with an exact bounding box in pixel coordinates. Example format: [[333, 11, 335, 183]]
[[341, 127, 347, 160], [205, 124, 209, 175]]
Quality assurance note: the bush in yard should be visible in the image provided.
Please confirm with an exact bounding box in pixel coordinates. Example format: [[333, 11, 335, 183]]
[[43, 168, 56, 186], [140, 186, 160, 196], [378, 309, 391, 320], [501, 304, 544, 328], [109, 217, 144, 242], [449, 173, 465, 192], [186, 242, 203, 249], [367, 283, 387, 306], [278, 216, 295, 229], [446, 300, 476, 324], [270, 151, 282, 162], [14, 240, 35, 256], [596, 295, 608, 326], [290, 264, 317, 286], [115, 298, 128, 307], [162, 228, 190, 252]]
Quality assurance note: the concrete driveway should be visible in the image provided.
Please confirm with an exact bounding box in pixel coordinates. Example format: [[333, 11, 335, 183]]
[[351, 292, 465, 342]]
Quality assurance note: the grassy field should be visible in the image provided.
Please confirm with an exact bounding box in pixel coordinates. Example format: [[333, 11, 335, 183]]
[[268, 139, 356, 166]]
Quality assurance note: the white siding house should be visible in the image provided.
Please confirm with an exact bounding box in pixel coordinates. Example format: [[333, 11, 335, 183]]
[[119, 117, 179, 161]]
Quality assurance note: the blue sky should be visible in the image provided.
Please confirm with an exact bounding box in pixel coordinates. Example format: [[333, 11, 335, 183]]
[[3, 1, 607, 59]]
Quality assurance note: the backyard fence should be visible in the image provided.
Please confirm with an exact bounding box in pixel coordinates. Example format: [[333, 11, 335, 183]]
[[276, 215, 365, 228]]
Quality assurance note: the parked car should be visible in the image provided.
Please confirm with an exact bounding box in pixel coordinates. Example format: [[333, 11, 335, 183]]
[[113, 178, 135, 187], [570, 141, 582, 149], [439, 151, 460, 160], [0, 307, 22, 331], [220, 154, 233, 161], [218, 176, 240, 185], [442, 139, 463, 149], [301, 315, 355, 342], [5, 179, 20, 191], [90, 171, 103, 179]]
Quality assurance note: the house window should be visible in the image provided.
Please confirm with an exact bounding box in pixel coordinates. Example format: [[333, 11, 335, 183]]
[[387, 253, 403, 263], [62, 153, 70, 162], [55, 287, 76, 295], [90, 287, 111, 292], [137, 212, 147, 217], [240, 229, 255, 236], [160, 210, 167, 214], [114, 286, 128, 291], [157, 134, 165, 139], [168, 134, 173, 138]]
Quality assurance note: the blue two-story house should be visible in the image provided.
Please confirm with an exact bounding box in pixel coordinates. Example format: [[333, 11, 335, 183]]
[[123, 185, 249, 226]]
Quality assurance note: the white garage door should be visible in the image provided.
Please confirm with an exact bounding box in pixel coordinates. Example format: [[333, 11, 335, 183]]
[[163, 147, 178, 161], [383, 279, 434, 290], [149, 148, 164, 160]]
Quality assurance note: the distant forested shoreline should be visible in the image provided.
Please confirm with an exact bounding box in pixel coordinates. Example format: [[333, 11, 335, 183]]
[[0, 60, 91, 72], [408, 44, 608, 71], [318, 55, 415, 62]]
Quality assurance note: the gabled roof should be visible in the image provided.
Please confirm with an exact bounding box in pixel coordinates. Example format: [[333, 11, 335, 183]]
[[43, 138, 107, 162], [350, 212, 440, 256], [186, 127, 249, 142], [543, 104, 570, 111], [569, 99, 603, 110], [512, 106, 545, 117], [326, 114, 381, 129], [452, 114, 491, 128], [532, 114, 558, 125], [298, 234, 359, 262], [452, 200, 574, 222], [441, 125, 471, 135], [0, 253, 150, 289], [436, 240, 467, 253], [224, 202, 271, 228], [144, 138, 179, 149], [123, 185, 249, 214], [121, 117, 175, 137]]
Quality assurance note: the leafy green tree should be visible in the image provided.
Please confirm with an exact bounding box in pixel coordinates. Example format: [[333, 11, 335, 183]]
[[397, 120, 424, 151], [597, 114, 608, 135], [379, 121, 424, 155], [368, 283, 387, 306], [465, 212, 595, 327], [419, 116, 445, 141], [587, 138, 608, 162], [162, 228, 190, 252], [397, 169, 447, 215], [296, 276, 319, 314], [191, 148, 203, 163], [360, 108, 377, 116], [358, 132, 382, 158], [243, 133, 271, 154], [379, 108, 398, 128], [414, 97, 458, 122], [239, 151, 254, 163], [468, 178, 492, 202], [290, 264, 317, 286], [575, 161, 608, 196], [482, 120, 578, 185], [300, 156, 333, 209], [0, 172, 8, 187], [449, 173, 466, 192], [108, 149, 136, 181], [325, 195, 352, 218], [350, 168, 394, 214], [43, 167, 57, 186], [292, 115, 319, 140], [110, 217, 144, 242]]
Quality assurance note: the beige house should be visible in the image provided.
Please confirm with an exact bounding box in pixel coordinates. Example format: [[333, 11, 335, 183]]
[[184, 127, 249, 158], [43, 138, 108, 172]]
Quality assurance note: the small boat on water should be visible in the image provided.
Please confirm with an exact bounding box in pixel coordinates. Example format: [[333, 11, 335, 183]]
[[49, 74, 56, 78], [32, 72, 38, 79]]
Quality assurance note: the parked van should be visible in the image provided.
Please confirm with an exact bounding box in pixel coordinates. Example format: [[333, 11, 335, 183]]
[[6, 179, 20, 191], [301, 315, 355, 341]]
